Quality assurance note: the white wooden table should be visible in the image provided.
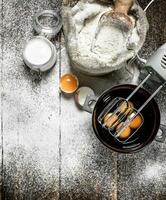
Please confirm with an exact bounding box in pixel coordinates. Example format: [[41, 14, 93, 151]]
[[0, 0, 166, 199]]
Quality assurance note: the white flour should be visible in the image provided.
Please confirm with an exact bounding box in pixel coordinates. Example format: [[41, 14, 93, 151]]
[[61, 1, 148, 75], [93, 25, 127, 59], [78, 10, 128, 61], [62, 0, 150, 75]]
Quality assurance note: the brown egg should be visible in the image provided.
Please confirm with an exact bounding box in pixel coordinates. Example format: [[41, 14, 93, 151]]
[[104, 113, 119, 128], [129, 113, 143, 129], [118, 101, 128, 113], [118, 101, 134, 115], [116, 123, 131, 139], [126, 101, 134, 115], [60, 73, 79, 94]]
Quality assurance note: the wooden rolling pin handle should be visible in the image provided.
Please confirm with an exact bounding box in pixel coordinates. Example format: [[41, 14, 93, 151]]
[[114, 0, 133, 15]]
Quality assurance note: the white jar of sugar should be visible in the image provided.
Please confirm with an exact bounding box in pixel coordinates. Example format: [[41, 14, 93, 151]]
[[23, 10, 62, 72]]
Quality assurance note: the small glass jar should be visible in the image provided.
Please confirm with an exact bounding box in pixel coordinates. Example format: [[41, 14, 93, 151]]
[[33, 10, 62, 39], [23, 10, 62, 72], [23, 36, 57, 72]]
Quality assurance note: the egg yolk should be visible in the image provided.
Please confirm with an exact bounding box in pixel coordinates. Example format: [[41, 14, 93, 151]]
[[116, 123, 131, 139], [129, 114, 143, 129], [60, 74, 78, 93], [104, 113, 119, 128]]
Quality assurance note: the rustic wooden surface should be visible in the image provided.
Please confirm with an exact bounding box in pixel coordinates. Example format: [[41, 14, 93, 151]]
[[0, 0, 166, 199]]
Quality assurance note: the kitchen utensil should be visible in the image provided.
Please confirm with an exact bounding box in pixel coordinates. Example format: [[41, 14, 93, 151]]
[[83, 84, 165, 153], [97, 73, 165, 145], [145, 43, 166, 81], [82, 44, 166, 153], [100, 0, 134, 31], [137, 43, 166, 91], [91, 0, 134, 52]]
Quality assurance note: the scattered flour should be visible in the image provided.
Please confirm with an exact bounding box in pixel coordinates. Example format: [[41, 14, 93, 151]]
[[138, 161, 166, 184]]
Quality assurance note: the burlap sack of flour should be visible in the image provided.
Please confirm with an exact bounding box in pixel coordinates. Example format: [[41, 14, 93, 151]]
[[62, 0, 149, 76]]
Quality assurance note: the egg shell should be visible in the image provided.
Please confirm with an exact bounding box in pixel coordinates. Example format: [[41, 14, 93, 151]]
[[75, 87, 95, 107]]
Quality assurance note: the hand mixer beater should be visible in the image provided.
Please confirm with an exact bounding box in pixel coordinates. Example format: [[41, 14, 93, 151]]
[[98, 43, 166, 144]]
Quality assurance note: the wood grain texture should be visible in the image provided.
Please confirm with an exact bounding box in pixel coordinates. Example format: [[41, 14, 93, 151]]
[[1, 0, 61, 199], [117, 1, 166, 200], [60, 48, 114, 200], [0, 0, 166, 199], [0, 0, 3, 199]]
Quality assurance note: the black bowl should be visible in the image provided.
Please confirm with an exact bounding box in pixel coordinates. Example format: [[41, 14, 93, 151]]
[[92, 84, 160, 153]]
